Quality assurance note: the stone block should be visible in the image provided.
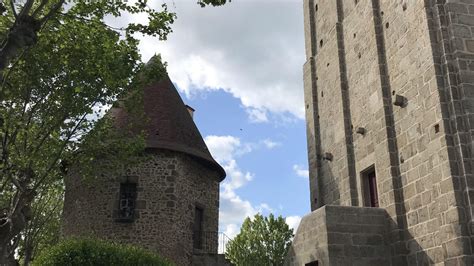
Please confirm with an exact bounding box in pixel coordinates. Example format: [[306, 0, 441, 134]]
[[466, 40, 474, 53], [298, 0, 474, 264]]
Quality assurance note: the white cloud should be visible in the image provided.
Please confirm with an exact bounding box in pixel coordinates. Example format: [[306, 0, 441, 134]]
[[262, 139, 281, 149], [138, 1, 305, 122], [219, 189, 256, 226], [223, 223, 240, 240], [204, 135, 273, 246], [204, 135, 243, 163], [205, 136, 281, 162], [286, 215, 302, 233], [222, 159, 254, 192], [246, 108, 269, 123], [293, 164, 309, 179]]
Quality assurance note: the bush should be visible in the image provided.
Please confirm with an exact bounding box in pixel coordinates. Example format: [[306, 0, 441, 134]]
[[33, 238, 173, 266]]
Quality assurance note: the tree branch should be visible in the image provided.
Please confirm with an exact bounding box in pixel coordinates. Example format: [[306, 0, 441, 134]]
[[27, 112, 68, 163], [59, 12, 126, 32], [39, 0, 65, 24], [32, 0, 48, 18], [9, 0, 18, 19], [33, 111, 90, 190], [0, 0, 61, 77], [17, 0, 35, 20]]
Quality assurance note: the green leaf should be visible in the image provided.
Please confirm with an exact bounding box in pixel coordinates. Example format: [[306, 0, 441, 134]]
[[225, 213, 294, 266]]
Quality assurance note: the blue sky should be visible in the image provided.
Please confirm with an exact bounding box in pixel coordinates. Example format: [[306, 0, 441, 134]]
[[120, 0, 309, 238], [185, 89, 309, 224]]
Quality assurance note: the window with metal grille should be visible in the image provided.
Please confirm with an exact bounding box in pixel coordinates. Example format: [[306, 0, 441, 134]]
[[117, 182, 137, 222]]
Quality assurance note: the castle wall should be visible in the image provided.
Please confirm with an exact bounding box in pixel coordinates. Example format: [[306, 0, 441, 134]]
[[303, 0, 321, 211], [61, 149, 220, 266], [379, 1, 472, 264], [286, 206, 390, 266], [302, 0, 474, 264], [426, 2, 474, 264], [341, 0, 400, 220], [308, 0, 355, 207]]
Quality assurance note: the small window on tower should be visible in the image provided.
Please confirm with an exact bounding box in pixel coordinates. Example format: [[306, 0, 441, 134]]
[[117, 182, 137, 222], [362, 166, 379, 207], [193, 206, 204, 249]]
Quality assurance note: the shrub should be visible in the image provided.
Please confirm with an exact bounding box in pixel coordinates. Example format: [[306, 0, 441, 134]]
[[33, 238, 173, 266]]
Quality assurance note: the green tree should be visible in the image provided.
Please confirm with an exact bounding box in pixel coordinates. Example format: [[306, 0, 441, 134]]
[[0, 1, 174, 264], [17, 179, 63, 266], [0, 0, 229, 75], [225, 214, 294, 266], [0, 1, 231, 264]]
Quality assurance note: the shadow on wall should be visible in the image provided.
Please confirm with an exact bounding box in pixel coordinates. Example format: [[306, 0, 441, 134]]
[[285, 206, 434, 265], [318, 159, 341, 207], [424, 1, 474, 261]]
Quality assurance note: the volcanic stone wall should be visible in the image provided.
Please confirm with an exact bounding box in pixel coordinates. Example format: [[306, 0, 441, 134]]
[[62, 149, 220, 266], [303, 0, 474, 264], [286, 206, 390, 266]]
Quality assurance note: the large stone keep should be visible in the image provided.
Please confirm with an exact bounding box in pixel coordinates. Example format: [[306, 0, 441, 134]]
[[61, 74, 226, 266], [288, 0, 474, 265]]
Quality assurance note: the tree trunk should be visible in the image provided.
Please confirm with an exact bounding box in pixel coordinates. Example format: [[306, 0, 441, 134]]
[[0, 244, 19, 265], [0, 189, 34, 266], [23, 242, 33, 266], [0, 245, 9, 265], [0, 15, 41, 74]]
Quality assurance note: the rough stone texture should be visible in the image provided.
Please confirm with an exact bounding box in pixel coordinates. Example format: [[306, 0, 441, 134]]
[[62, 149, 221, 266], [295, 0, 474, 265], [62, 74, 225, 265], [111, 74, 225, 179], [286, 206, 390, 266]]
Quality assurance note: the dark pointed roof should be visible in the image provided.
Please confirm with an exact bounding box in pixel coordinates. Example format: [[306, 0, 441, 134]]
[[112, 74, 226, 181], [145, 76, 226, 180]]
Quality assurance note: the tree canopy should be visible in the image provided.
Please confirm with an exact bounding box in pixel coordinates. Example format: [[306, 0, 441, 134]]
[[0, 0, 232, 264], [225, 214, 294, 266], [0, 0, 181, 264]]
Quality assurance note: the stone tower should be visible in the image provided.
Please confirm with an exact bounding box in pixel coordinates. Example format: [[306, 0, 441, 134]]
[[287, 0, 474, 265], [61, 72, 226, 265]]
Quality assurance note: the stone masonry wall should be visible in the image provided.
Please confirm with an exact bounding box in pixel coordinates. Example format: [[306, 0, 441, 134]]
[[312, 0, 354, 207], [303, 0, 321, 211], [286, 206, 390, 266], [303, 0, 474, 264], [62, 149, 220, 266], [426, 1, 474, 264], [379, 1, 472, 264]]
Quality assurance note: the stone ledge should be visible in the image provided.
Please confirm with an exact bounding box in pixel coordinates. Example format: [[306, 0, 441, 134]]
[[285, 205, 390, 266]]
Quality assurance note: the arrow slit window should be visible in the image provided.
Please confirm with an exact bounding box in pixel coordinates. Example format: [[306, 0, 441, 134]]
[[193, 206, 204, 249]]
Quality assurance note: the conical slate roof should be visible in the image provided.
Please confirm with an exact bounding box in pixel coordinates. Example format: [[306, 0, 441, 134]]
[[112, 74, 226, 181], [145, 76, 225, 180]]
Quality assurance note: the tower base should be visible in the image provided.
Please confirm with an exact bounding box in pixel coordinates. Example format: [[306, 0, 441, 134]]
[[285, 206, 390, 266]]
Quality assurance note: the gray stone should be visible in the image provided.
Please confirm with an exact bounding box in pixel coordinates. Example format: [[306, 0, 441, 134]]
[[292, 0, 474, 265]]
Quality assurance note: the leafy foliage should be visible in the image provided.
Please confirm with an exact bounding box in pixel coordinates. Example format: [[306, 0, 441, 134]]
[[0, 0, 177, 73], [32, 238, 173, 266], [198, 0, 231, 7], [0, 0, 228, 263], [225, 214, 294, 266], [0, 0, 174, 263], [17, 179, 63, 264]]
